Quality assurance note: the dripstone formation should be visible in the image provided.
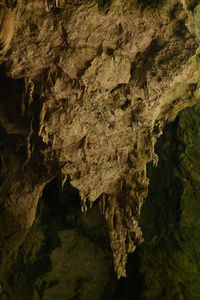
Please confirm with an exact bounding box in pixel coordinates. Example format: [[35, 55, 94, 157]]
[[0, 0, 200, 283]]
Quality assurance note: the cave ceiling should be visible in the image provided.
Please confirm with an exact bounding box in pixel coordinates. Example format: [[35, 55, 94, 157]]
[[0, 0, 200, 278]]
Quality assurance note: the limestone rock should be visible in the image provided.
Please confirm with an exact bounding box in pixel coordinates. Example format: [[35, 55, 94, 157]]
[[0, 0, 200, 281]]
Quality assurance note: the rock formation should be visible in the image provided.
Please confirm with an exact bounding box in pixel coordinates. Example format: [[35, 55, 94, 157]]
[[0, 0, 200, 288]]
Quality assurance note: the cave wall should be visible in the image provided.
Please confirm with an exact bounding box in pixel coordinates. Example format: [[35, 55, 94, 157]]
[[2, 180, 115, 300], [1, 0, 200, 289], [136, 100, 200, 299], [115, 100, 200, 299], [3, 99, 200, 300]]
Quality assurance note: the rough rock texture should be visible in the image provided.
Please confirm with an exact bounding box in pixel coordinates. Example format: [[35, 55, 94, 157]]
[[1, 0, 200, 281], [125, 100, 200, 299], [4, 101, 200, 299]]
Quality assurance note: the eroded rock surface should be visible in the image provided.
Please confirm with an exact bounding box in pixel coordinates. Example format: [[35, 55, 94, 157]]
[[0, 0, 200, 280]]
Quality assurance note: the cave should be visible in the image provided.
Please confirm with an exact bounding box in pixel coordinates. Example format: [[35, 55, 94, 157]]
[[0, 0, 200, 299]]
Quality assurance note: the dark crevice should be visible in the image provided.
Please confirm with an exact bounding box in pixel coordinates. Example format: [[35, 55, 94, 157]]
[[77, 59, 94, 79]]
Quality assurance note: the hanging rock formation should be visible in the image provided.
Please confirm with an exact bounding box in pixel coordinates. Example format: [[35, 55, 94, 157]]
[[0, 0, 200, 280]]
